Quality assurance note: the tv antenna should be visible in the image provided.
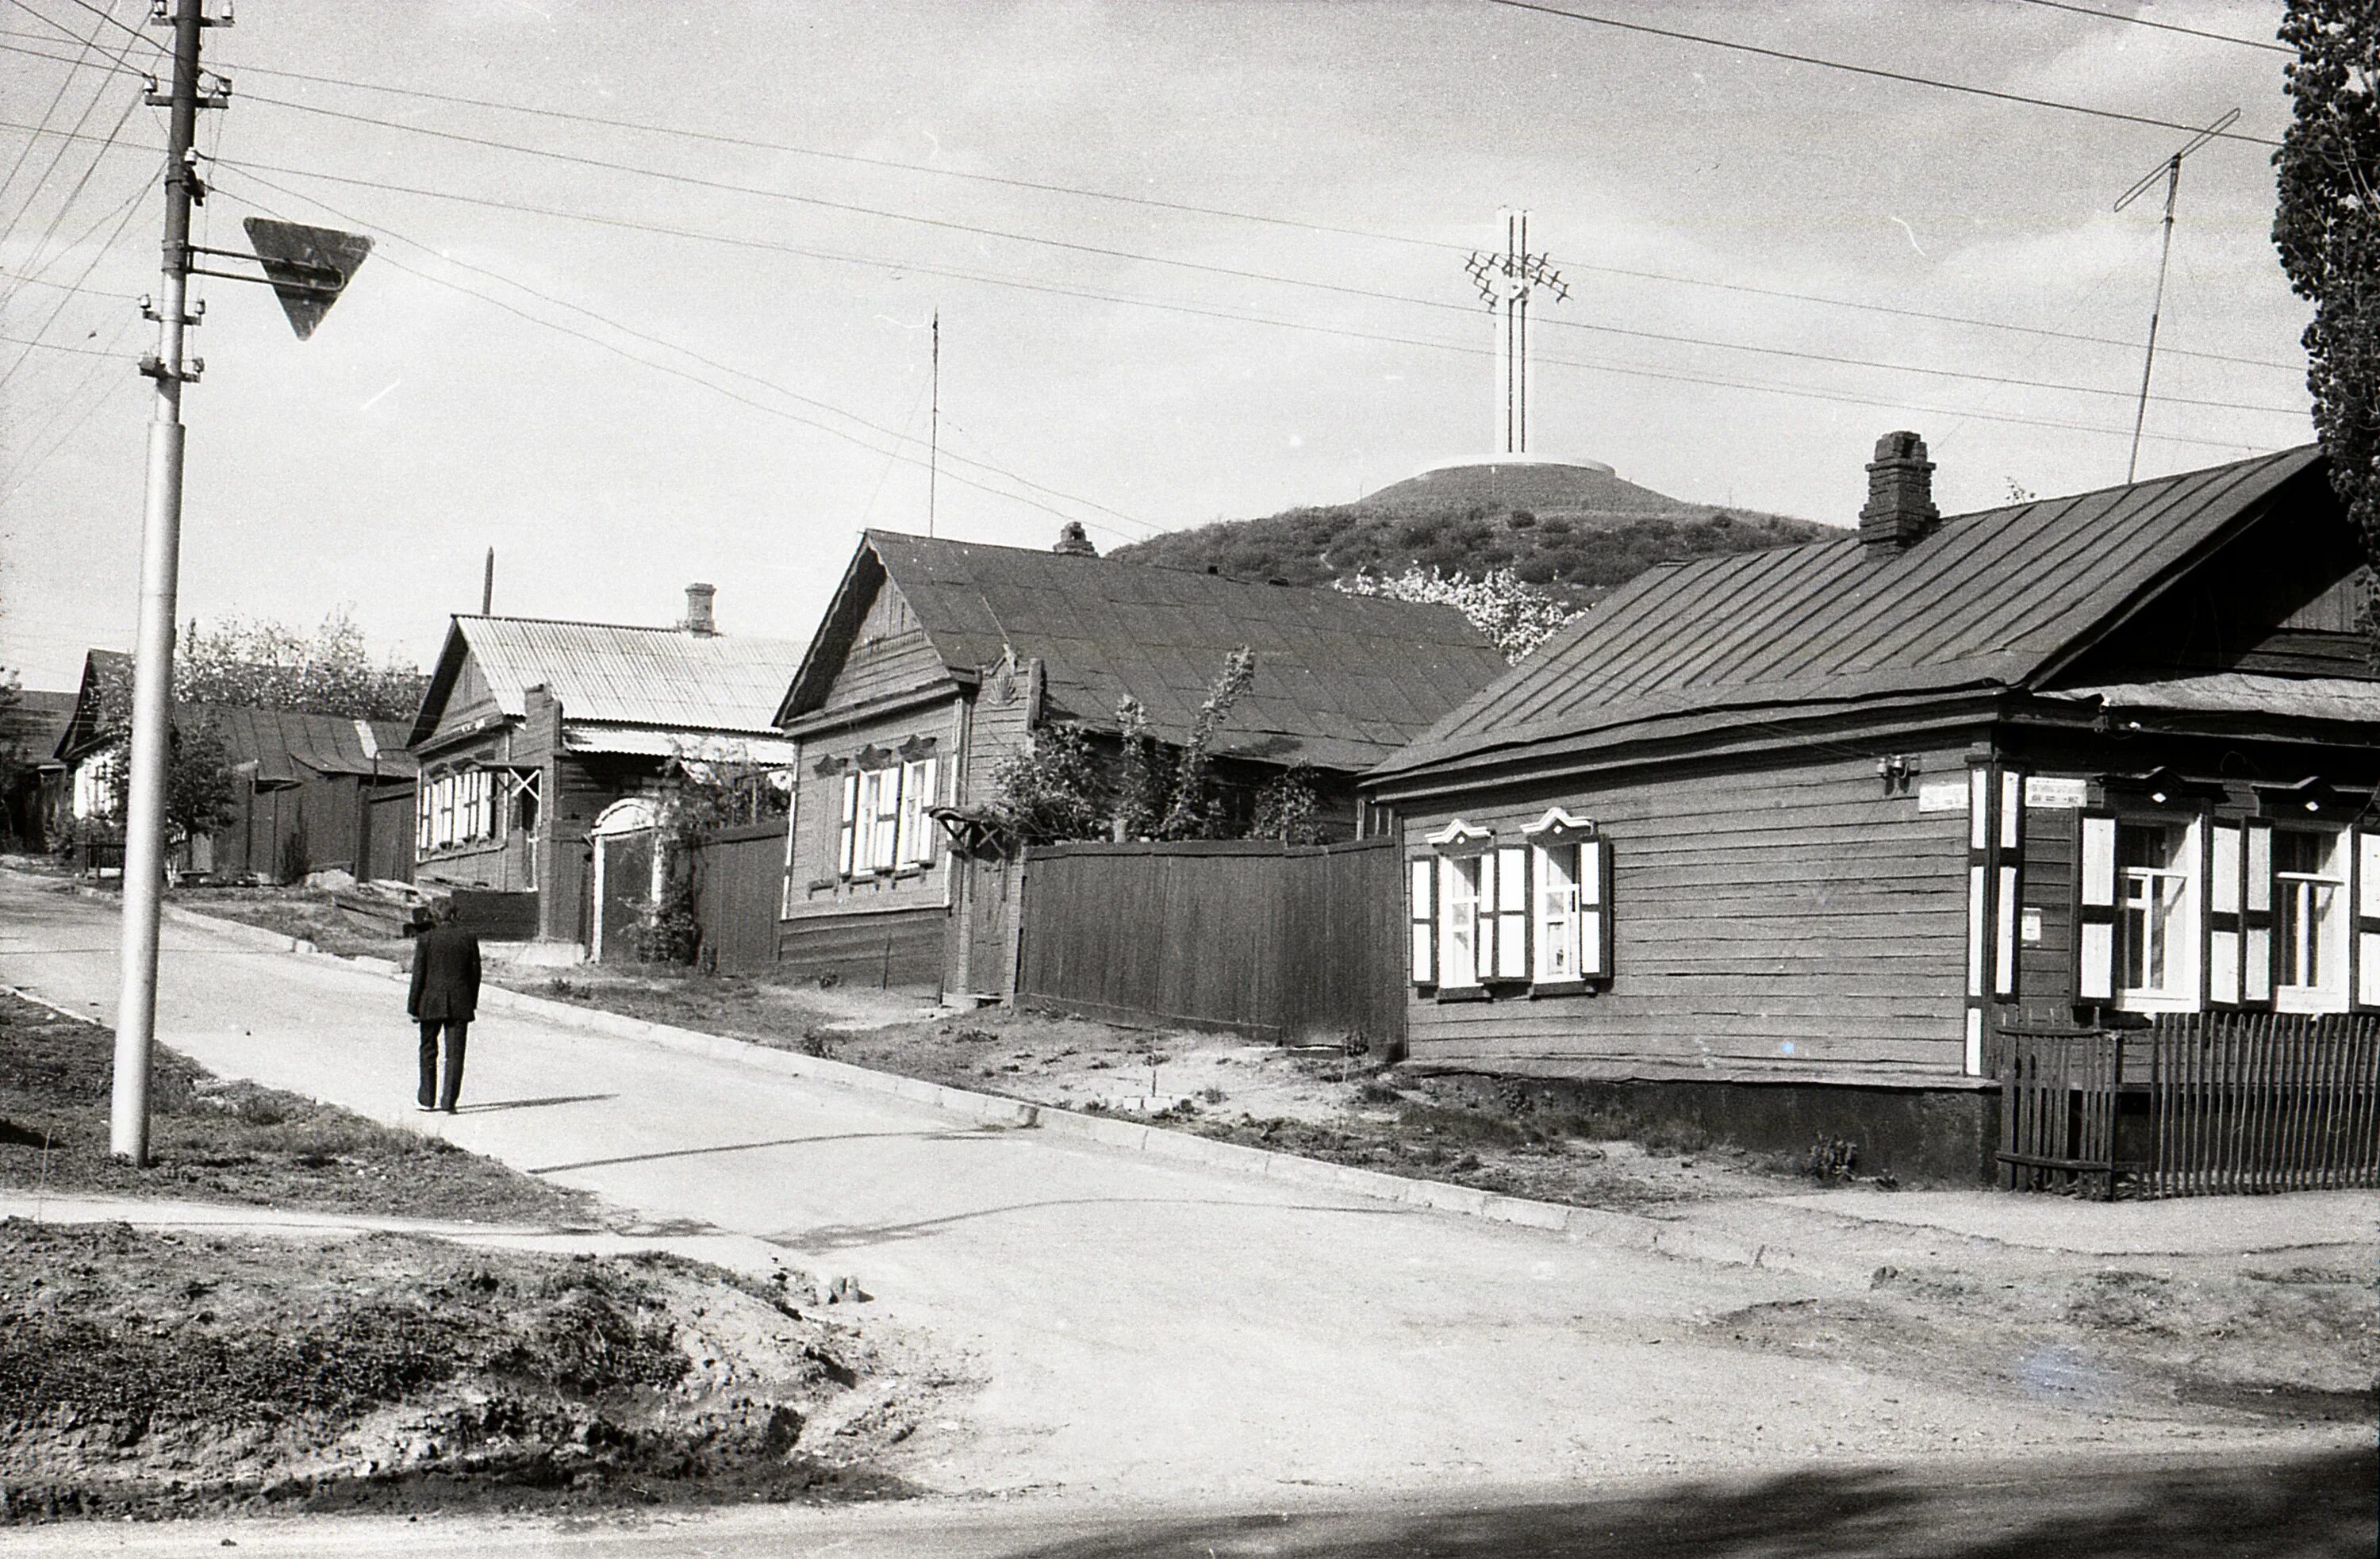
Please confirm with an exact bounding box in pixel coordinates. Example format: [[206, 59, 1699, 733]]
[[2114, 107, 2238, 483], [1465, 209, 1567, 455]]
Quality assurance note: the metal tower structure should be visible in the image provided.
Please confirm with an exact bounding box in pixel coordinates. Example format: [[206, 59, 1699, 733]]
[[1465, 209, 1568, 455]]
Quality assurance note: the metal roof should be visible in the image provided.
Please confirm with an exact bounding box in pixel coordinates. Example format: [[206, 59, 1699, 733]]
[[784, 532, 1511, 773], [1374, 445, 2328, 784], [2047, 673, 2380, 725], [198, 705, 418, 784], [413, 616, 805, 747]]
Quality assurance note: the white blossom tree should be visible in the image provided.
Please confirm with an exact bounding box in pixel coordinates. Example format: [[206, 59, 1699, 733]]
[[1335, 566, 1580, 662]]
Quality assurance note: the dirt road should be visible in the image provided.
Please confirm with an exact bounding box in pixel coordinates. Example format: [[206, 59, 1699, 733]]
[[0, 874, 2359, 1510]]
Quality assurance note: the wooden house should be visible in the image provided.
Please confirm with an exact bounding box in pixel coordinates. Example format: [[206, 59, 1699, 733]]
[[1364, 436, 2378, 1181], [201, 705, 417, 884], [406, 586, 802, 955], [3, 684, 77, 850], [46, 651, 416, 881], [773, 526, 1511, 995]]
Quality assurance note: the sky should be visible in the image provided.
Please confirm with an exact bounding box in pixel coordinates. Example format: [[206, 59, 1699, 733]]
[[0, 1, 2316, 692]]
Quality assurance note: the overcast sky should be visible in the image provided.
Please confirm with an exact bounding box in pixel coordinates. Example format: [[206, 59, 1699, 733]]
[[0, 1, 2312, 690]]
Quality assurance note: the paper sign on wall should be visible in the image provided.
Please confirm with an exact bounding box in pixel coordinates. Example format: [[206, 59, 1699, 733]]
[[2024, 776, 2090, 809], [2021, 907, 2044, 943], [1916, 779, 1968, 813]]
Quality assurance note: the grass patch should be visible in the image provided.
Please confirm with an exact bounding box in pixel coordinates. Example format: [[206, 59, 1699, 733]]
[[0, 1223, 923, 1522], [0, 989, 594, 1227]]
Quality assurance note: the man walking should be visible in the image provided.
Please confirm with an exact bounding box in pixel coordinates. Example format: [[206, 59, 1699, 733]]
[[407, 898, 482, 1113]]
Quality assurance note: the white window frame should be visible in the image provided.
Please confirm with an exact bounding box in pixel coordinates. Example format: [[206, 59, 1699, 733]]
[[1438, 853, 1484, 990], [2273, 824, 2349, 1014], [1531, 841, 1583, 984], [896, 755, 939, 866], [2113, 815, 2202, 1014]]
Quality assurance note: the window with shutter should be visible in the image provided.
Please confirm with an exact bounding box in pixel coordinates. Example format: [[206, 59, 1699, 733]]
[[2274, 826, 2348, 1013], [1492, 844, 1529, 980], [900, 757, 939, 865], [2207, 820, 2244, 1008], [2098, 814, 2204, 1012], [871, 766, 901, 870], [2076, 811, 2118, 1003], [1580, 836, 1612, 981], [1408, 857, 1436, 985], [2356, 830, 2380, 1010], [1531, 842, 1580, 983], [1438, 854, 1483, 990], [836, 771, 858, 877], [416, 781, 432, 854], [2243, 819, 2275, 1005]]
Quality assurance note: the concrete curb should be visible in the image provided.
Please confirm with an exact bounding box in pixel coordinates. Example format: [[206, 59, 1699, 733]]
[[48, 881, 1839, 1281]]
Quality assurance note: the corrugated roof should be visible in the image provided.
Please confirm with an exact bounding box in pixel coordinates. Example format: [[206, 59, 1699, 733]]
[[416, 617, 805, 747], [1373, 446, 2327, 782], [198, 706, 418, 783], [789, 532, 1511, 773]]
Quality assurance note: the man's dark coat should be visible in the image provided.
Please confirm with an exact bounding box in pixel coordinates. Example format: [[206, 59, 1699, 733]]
[[408, 923, 482, 1023]]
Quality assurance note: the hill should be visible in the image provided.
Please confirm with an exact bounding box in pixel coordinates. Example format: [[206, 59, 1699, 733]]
[[1111, 459, 1829, 610]]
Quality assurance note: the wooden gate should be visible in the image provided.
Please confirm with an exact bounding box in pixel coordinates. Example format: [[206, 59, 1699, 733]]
[[1998, 1015, 2380, 1196], [689, 820, 787, 975], [1013, 837, 1406, 1053]]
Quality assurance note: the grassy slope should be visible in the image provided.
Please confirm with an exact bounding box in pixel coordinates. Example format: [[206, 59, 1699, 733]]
[[0, 989, 593, 1227], [1110, 481, 1827, 610]]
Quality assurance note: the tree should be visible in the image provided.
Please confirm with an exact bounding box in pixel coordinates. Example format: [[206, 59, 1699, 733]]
[[0, 670, 27, 809], [1249, 763, 1328, 845], [1335, 565, 1580, 662], [635, 749, 793, 964], [1112, 696, 1161, 840], [982, 724, 1106, 847], [164, 715, 237, 850], [178, 609, 428, 720], [2274, 2, 2380, 647], [1154, 647, 1256, 840]]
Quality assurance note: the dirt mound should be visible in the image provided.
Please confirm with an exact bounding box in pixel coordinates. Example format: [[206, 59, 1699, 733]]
[[0, 1223, 940, 1522]]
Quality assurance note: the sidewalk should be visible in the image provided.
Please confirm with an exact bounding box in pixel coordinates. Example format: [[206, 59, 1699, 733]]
[[0, 1190, 797, 1273], [39, 870, 2380, 1284]]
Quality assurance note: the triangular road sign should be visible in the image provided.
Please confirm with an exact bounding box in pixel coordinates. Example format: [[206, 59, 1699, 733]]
[[241, 217, 373, 340]]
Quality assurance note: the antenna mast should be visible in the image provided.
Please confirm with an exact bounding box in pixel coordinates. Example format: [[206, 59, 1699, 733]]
[[2115, 108, 2238, 483], [927, 310, 939, 539], [1465, 209, 1567, 454]]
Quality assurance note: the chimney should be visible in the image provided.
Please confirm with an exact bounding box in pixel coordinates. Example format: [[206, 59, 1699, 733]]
[[683, 582, 716, 636], [1859, 431, 1939, 551], [1053, 520, 1098, 558]]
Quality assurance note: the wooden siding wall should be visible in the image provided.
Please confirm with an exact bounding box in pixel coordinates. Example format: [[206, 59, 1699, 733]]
[[690, 820, 785, 975], [823, 584, 947, 714], [777, 904, 946, 989], [1403, 747, 1975, 1081], [1015, 838, 1406, 1048]]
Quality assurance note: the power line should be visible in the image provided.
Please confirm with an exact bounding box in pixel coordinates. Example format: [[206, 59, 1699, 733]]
[[216, 159, 2279, 460], [206, 96, 2307, 418], [2006, 0, 2293, 55], [10, 113, 2297, 450], [78, 33, 2297, 374], [0, 76, 141, 321], [0, 6, 144, 257], [212, 173, 1165, 543], [1482, 0, 2283, 148], [0, 36, 2305, 377], [0, 167, 148, 386]]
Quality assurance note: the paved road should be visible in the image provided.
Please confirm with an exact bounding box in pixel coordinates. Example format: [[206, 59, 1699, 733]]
[[0, 875, 2347, 1511], [2, 1448, 2369, 1557]]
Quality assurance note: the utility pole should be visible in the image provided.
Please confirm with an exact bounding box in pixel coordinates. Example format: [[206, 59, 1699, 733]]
[[2115, 108, 2238, 484], [482, 547, 495, 615], [1464, 210, 1567, 455], [111, 0, 220, 1165], [109, 2, 371, 1165], [927, 309, 939, 539]]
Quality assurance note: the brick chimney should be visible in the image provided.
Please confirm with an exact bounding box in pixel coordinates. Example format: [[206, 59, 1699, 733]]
[[1859, 431, 1939, 551], [683, 582, 716, 636], [1053, 520, 1098, 558]]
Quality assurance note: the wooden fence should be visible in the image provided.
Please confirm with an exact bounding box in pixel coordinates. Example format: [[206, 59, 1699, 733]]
[[1014, 837, 1405, 1052], [1998, 1013, 2380, 1196], [689, 820, 786, 975]]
